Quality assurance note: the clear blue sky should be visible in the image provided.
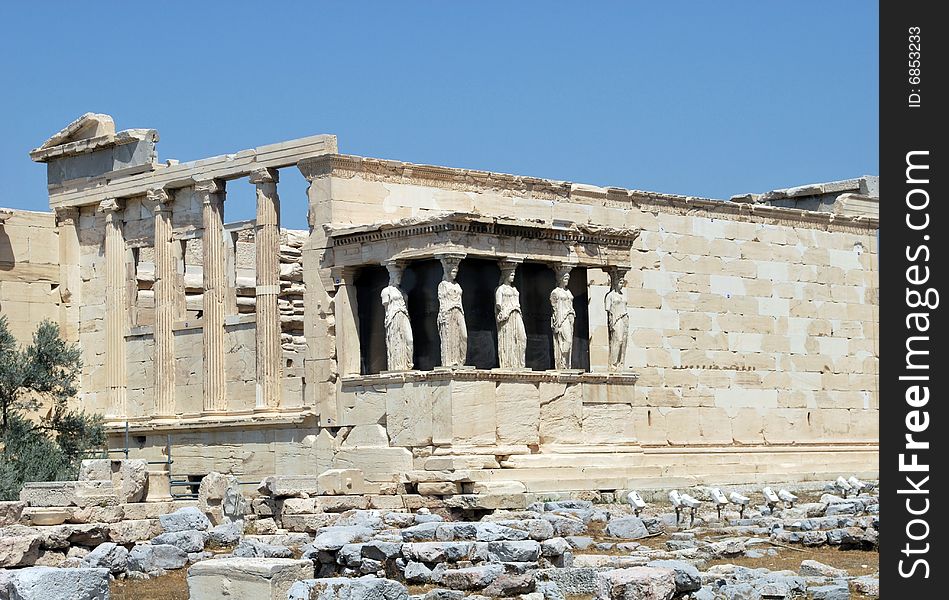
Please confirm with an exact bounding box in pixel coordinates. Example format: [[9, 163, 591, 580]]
[[1, 2, 878, 229]]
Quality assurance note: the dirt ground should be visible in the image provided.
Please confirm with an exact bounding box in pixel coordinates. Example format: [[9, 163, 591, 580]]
[[111, 568, 189, 600]]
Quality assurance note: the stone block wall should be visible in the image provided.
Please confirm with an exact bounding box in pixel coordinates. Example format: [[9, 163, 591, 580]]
[[298, 155, 879, 486], [0, 209, 62, 345]]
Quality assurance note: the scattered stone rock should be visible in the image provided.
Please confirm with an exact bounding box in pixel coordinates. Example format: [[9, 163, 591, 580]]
[[645, 560, 701, 593], [6, 566, 110, 600], [288, 575, 410, 600], [159, 506, 211, 533], [595, 567, 676, 600], [362, 540, 402, 560], [81, 541, 129, 574], [233, 538, 294, 559], [799, 559, 848, 578], [437, 564, 504, 590], [852, 576, 879, 598], [534, 568, 599, 596], [482, 573, 535, 597], [404, 561, 433, 583], [128, 543, 189, 574], [109, 518, 161, 544], [605, 516, 649, 540], [487, 540, 541, 563], [0, 501, 25, 527], [152, 529, 208, 553], [208, 519, 244, 546], [810, 582, 851, 600], [0, 528, 43, 567]]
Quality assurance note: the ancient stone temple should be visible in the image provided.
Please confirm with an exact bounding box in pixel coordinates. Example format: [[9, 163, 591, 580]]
[[2, 113, 879, 503]]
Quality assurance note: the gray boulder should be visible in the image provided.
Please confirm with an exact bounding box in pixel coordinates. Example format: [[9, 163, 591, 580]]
[[288, 575, 409, 600], [207, 520, 243, 546], [402, 542, 473, 563], [487, 540, 541, 563], [7, 566, 109, 600], [401, 522, 440, 542], [310, 526, 374, 551], [475, 523, 529, 542], [645, 560, 701, 593], [810, 583, 851, 600], [128, 543, 188, 573], [233, 538, 293, 558], [540, 538, 571, 557], [800, 560, 848, 578], [595, 567, 675, 600], [852, 576, 879, 598], [362, 541, 402, 560], [404, 561, 433, 583], [80, 542, 129, 574], [437, 564, 504, 590], [482, 573, 534, 597], [151, 529, 207, 553], [159, 507, 211, 533], [533, 568, 599, 596], [605, 516, 649, 540], [535, 580, 565, 600]]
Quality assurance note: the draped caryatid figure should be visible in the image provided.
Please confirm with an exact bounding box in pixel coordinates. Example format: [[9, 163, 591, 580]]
[[437, 255, 467, 367], [495, 262, 527, 369], [382, 262, 414, 371], [606, 268, 630, 369], [550, 265, 576, 369]]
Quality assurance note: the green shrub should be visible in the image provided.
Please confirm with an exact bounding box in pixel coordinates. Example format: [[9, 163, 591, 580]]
[[0, 316, 103, 500]]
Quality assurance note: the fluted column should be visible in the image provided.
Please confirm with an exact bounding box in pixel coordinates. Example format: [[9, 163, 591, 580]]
[[98, 199, 127, 418], [250, 168, 282, 411], [195, 178, 228, 413], [148, 188, 177, 418]]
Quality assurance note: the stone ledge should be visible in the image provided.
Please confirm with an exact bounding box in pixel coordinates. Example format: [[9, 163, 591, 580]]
[[341, 369, 639, 387], [103, 409, 317, 433], [299, 154, 879, 232]]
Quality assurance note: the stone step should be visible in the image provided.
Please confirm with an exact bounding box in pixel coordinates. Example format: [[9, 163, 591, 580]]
[[499, 453, 645, 469]]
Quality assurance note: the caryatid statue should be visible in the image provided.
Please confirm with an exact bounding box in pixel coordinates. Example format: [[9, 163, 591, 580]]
[[550, 265, 576, 370], [381, 262, 414, 371], [606, 268, 630, 369], [437, 254, 467, 367], [495, 261, 527, 369]]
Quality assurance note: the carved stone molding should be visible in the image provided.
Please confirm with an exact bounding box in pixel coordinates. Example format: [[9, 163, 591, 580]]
[[54, 206, 79, 226], [340, 369, 639, 388], [249, 167, 279, 185], [146, 187, 172, 213], [97, 198, 122, 214], [193, 178, 225, 200]]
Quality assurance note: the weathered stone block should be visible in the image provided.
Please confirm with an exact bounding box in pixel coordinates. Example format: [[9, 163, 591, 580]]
[[189, 557, 314, 600], [19, 481, 79, 507], [6, 566, 110, 600], [595, 567, 675, 600], [288, 576, 409, 600], [317, 468, 365, 495]]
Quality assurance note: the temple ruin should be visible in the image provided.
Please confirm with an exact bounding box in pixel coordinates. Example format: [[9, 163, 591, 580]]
[[2, 113, 879, 506]]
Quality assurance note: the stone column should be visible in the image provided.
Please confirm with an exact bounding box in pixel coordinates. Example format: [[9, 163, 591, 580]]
[[195, 178, 228, 413], [98, 199, 127, 418], [331, 266, 360, 378], [54, 207, 81, 343], [250, 168, 282, 411], [148, 188, 177, 418]]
